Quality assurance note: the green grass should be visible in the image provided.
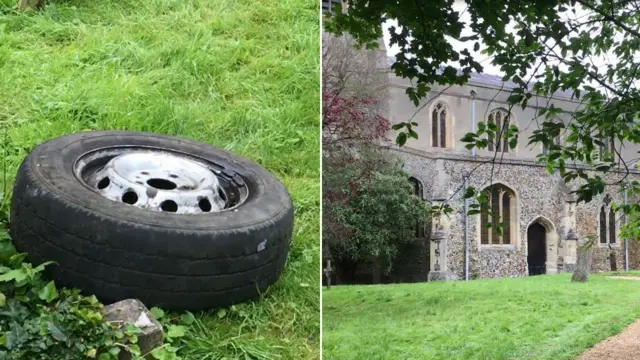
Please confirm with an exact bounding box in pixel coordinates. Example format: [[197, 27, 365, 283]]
[[0, 0, 319, 358], [323, 274, 640, 360], [598, 270, 640, 277]]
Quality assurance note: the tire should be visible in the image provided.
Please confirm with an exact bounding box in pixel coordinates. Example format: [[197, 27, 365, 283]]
[[9, 131, 294, 310]]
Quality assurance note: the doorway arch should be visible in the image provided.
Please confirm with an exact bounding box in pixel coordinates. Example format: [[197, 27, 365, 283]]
[[527, 223, 546, 275], [526, 217, 559, 275]]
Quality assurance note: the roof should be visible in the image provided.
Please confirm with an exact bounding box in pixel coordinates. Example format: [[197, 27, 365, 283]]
[[387, 56, 575, 99]]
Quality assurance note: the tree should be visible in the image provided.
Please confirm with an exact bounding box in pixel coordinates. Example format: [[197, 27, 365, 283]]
[[322, 29, 392, 264], [324, 149, 429, 282], [323, 31, 428, 282], [326, 0, 640, 260]]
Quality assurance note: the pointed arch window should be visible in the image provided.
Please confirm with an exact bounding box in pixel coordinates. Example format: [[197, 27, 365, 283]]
[[542, 134, 562, 155], [431, 103, 449, 148], [480, 184, 516, 245], [598, 138, 616, 161], [409, 177, 424, 238], [599, 194, 617, 245], [487, 108, 511, 153]]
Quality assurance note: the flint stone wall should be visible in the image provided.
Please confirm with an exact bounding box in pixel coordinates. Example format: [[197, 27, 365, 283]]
[[393, 148, 639, 279]]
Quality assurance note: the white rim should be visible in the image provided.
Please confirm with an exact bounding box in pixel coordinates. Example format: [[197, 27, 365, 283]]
[[88, 152, 227, 214]]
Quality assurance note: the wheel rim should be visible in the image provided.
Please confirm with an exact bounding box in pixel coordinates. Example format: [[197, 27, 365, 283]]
[[74, 147, 248, 214]]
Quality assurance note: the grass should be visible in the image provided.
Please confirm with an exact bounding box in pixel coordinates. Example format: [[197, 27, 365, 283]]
[[0, 0, 320, 358], [599, 270, 640, 277], [323, 274, 640, 360]]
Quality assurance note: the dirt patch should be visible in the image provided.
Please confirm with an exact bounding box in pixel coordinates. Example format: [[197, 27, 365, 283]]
[[609, 276, 640, 280], [577, 319, 640, 360]]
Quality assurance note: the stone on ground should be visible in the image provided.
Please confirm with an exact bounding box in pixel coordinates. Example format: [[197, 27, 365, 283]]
[[572, 244, 593, 282], [17, 0, 45, 11], [102, 299, 164, 360]]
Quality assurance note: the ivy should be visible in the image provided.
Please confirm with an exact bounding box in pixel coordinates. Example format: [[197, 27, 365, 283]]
[[0, 230, 182, 360]]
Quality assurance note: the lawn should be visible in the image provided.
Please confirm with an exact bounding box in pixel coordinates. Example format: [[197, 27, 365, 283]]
[[323, 274, 640, 360], [0, 0, 319, 358]]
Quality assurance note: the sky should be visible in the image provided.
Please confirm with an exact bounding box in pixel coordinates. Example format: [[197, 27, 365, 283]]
[[381, 1, 619, 89]]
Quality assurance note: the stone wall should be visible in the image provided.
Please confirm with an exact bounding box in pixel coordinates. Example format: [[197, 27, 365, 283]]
[[394, 148, 640, 279]]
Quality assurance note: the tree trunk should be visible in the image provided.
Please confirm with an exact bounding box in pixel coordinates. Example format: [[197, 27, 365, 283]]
[[572, 243, 594, 282], [372, 257, 381, 284], [17, 0, 45, 11]]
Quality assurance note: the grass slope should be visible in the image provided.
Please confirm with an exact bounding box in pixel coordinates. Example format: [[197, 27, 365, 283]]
[[0, 0, 319, 358], [323, 274, 640, 360]]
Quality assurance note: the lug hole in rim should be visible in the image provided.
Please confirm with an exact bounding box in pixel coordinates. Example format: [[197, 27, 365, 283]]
[[198, 198, 212, 212], [218, 188, 227, 203], [160, 200, 178, 212], [122, 191, 138, 205], [147, 178, 177, 190], [97, 177, 110, 189]]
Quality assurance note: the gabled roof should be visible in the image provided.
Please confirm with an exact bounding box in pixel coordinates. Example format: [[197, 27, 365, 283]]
[[387, 56, 576, 99]]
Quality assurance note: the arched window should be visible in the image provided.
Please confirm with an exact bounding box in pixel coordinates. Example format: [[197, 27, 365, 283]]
[[431, 102, 448, 148], [409, 177, 424, 238], [542, 135, 561, 155], [480, 184, 516, 245], [598, 138, 616, 161], [487, 108, 511, 153], [542, 117, 563, 155], [599, 194, 617, 244]]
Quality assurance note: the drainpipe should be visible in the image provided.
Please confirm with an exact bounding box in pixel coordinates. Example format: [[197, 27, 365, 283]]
[[625, 187, 629, 271], [464, 176, 470, 280], [470, 90, 477, 157]]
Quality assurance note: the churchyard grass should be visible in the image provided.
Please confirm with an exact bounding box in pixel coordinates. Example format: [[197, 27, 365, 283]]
[[323, 274, 640, 359], [0, 0, 320, 358]]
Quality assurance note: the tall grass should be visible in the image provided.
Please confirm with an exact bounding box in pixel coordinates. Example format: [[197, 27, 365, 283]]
[[0, 0, 320, 358]]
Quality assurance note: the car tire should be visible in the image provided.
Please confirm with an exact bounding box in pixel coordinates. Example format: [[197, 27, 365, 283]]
[[10, 131, 294, 310]]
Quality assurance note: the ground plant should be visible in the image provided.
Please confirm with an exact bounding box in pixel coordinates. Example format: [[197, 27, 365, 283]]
[[0, 0, 320, 358]]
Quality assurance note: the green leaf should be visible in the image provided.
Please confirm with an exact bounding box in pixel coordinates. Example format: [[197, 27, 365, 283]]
[[507, 93, 524, 104], [217, 308, 227, 319], [548, 152, 562, 161], [151, 346, 179, 360], [124, 324, 142, 336], [38, 280, 58, 303], [0, 269, 28, 283], [0, 292, 5, 307], [149, 307, 165, 320], [97, 354, 111, 360], [34, 261, 56, 273], [48, 322, 68, 342], [508, 138, 518, 149], [463, 187, 476, 199], [86, 348, 98, 358], [391, 123, 405, 130], [396, 132, 407, 146], [8, 253, 27, 267], [108, 347, 121, 356], [0, 240, 16, 265], [180, 311, 195, 325], [167, 325, 186, 339]]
